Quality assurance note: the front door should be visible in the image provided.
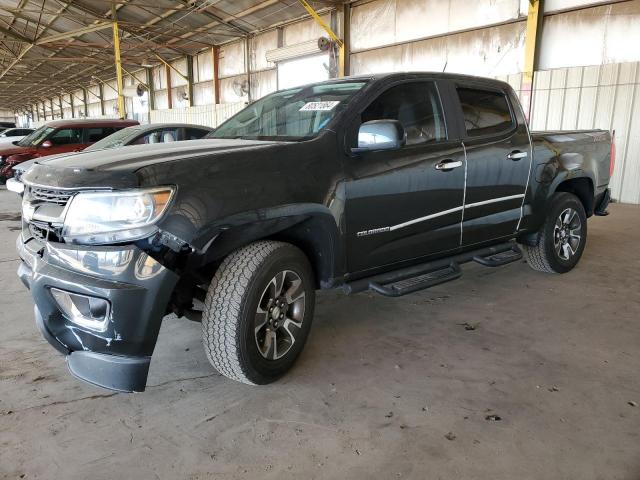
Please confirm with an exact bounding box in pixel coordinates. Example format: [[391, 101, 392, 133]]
[[343, 80, 466, 274], [38, 127, 85, 156], [454, 84, 532, 246]]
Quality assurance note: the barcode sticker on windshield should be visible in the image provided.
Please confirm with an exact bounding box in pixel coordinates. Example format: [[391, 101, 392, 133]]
[[299, 101, 340, 112]]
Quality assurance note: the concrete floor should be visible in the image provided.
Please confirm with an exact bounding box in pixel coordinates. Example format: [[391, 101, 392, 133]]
[[0, 187, 638, 480]]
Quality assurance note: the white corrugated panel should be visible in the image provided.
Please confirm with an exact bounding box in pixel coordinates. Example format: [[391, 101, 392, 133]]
[[539, 2, 640, 70], [220, 75, 249, 103], [219, 41, 245, 78], [251, 69, 277, 99], [103, 80, 118, 101], [196, 50, 214, 83], [351, 22, 525, 77], [170, 58, 188, 87], [150, 102, 245, 128], [154, 89, 169, 110], [284, 15, 331, 46], [153, 65, 166, 90], [251, 30, 278, 71], [193, 81, 215, 106], [351, 0, 523, 51], [87, 102, 102, 117]]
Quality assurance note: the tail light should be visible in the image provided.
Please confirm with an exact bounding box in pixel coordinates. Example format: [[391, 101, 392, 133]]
[[610, 130, 616, 177]]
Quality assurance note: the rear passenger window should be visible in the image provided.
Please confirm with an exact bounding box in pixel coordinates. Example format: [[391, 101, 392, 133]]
[[457, 87, 514, 137], [86, 127, 116, 143], [185, 128, 209, 140], [361, 82, 447, 145]]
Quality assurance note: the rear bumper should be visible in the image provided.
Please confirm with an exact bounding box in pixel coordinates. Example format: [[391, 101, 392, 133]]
[[17, 234, 179, 392]]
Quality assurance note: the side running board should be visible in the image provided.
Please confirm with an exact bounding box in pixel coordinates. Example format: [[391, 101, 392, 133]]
[[473, 245, 522, 267], [369, 262, 461, 297], [343, 242, 522, 298]]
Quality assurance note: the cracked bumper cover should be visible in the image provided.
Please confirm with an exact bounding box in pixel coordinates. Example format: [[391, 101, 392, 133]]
[[17, 234, 179, 392]]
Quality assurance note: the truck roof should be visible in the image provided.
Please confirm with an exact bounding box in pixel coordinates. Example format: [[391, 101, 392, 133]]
[[310, 71, 512, 90]]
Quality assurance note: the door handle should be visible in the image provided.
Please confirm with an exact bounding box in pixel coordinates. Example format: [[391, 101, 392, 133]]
[[435, 160, 463, 171], [507, 150, 528, 161]]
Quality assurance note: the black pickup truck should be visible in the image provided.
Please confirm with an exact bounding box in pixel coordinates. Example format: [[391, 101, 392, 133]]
[[16, 73, 614, 392]]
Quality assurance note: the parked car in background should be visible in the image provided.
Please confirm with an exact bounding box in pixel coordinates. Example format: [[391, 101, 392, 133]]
[[6, 123, 214, 190], [0, 127, 34, 147], [0, 118, 138, 183], [84, 123, 214, 152], [0, 121, 16, 130]]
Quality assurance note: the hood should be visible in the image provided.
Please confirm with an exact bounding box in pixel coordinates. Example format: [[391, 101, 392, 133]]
[[0, 143, 34, 156], [22, 138, 285, 189]]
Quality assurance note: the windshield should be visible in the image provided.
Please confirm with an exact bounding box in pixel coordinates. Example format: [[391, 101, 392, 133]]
[[85, 126, 139, 151], [18, 125, 54, 147], [209, 80, 368, 141]]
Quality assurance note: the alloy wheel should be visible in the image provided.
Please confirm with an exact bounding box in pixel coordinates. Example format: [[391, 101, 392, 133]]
[[254, 270, 306, 360], [554, 207, 582, 261]]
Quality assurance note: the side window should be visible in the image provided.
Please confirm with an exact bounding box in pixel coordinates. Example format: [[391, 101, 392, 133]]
[[361, 82, 446, 145], [86, 127, 116, 143], [48, 128, 83, 145], [160, 128, 179, 143], [185, 128, 209, 140], [456, 87, 514, 137]]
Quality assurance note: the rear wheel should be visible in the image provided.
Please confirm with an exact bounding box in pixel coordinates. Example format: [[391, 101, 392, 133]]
[[202, 241, 315, 385], [522, 192, 587, 273]]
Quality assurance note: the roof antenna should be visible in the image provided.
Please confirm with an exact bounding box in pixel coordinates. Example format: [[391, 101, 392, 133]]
[[442, 60, 448, 72]]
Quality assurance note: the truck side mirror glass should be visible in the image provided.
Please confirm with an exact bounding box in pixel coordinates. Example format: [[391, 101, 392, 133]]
[[352, 120, 406, 154], [41, 140, 53, 148]]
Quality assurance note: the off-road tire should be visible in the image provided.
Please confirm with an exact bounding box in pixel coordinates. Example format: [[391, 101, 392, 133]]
[[522, 192, 587, 273], [202, 240, 315, 385]]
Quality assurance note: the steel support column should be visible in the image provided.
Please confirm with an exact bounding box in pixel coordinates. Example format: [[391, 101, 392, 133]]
[[245, 36, 252, 102], [212, 46, 220, 104], [522, 0, 544, 120], [186, 55, 194, 107], [146, 67, 155, 111], [112, 5, 126, 119], [98, 83, 105, 116], [82, 88, 88, 117], [165, 63, 173, 110]]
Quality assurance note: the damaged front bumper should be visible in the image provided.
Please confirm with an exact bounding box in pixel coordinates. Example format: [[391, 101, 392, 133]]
[[17, 233, 179, 392]]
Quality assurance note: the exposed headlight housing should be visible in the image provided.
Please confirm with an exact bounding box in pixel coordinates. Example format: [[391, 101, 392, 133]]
[[62, 187, 175, 244]]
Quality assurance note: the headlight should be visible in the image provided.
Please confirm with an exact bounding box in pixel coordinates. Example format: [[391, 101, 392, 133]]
[[62, 187, 175, 244]]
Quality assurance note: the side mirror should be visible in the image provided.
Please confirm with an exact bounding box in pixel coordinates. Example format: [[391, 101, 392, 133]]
[[352, 120, 406, 154], [41, 140, 52, 148]]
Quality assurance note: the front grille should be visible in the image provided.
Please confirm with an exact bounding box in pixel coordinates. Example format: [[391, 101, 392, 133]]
[[29, 187, 73, 206]]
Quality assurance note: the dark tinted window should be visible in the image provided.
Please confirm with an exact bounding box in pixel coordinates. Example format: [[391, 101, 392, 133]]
[[86, 127, 117, 142], [457, 87, 514, 137], [361, 82, 446, 145], [185, 128, 210, 140], [49, 128, 82, 145]]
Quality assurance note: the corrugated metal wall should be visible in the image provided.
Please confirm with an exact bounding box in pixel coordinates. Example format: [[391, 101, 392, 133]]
[[497, 62, 640, 204], [149, 102, 245, 127]]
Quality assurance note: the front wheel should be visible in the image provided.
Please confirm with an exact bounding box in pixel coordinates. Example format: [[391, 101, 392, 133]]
[[521, 192, 587, 273], [202, 241, 315, 385]]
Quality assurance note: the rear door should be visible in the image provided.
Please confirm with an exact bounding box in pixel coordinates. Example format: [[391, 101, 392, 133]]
[[344, 79, 466, 274], [453, 83, 532, 245]]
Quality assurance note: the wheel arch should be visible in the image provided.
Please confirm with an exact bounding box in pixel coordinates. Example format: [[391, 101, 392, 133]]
[[549, 174, 595, 217], [187, 204, 344, 289]]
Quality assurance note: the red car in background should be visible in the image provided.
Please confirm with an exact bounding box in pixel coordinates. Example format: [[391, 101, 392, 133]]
[[0, 118, 138, 183]]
